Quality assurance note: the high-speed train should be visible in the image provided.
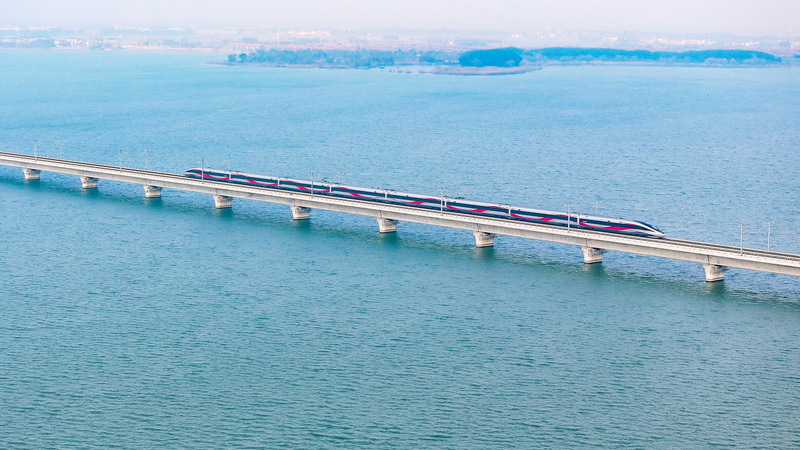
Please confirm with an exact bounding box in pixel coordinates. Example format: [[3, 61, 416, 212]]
[[183, 167, 665, 238]]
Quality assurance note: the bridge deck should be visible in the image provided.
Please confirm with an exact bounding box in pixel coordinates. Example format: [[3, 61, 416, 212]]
[[1, 151, 799, 278]]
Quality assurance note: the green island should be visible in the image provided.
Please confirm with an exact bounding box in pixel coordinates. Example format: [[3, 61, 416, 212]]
[[225, 46, 784, 74]]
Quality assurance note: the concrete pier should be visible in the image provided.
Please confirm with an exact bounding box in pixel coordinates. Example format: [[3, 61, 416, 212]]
[[582, 247, 605, 264], [213, 195, 232, 209], [377, 218, 398, 233], [704, 264, 726, 282], [80, 176, 99, 189], [291, 205, 311, 220], [23, 168, 40, 180], [144, 185, 163, 198], [473, 231, 496, 248]]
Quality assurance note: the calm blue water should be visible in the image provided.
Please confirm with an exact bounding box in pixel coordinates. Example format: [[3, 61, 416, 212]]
[[1, 50, 799, 447]]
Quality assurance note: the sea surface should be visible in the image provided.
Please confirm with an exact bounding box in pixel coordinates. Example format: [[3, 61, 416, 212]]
[[1, 50, 799, 447]]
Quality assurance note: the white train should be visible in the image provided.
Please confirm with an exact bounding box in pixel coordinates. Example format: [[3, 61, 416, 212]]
[[183, 168, 665, 238]]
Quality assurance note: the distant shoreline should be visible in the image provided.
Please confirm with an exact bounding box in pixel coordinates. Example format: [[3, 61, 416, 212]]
[[2, 46, 794, 69], [221, 47, 790, 72]]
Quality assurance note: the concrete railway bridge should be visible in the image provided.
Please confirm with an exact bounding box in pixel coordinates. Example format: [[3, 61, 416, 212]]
[[2, 151, 799, 282]]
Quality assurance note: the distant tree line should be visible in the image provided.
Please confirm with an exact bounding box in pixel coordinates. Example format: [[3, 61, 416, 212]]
[[523, 47, 781, 64], [227, 48, 456, 68], [458, 48, 523, 67], [226, 47, 783, 68]]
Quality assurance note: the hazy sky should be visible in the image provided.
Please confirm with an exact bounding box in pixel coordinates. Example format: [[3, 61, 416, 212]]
[[2, 0, 799, 34]]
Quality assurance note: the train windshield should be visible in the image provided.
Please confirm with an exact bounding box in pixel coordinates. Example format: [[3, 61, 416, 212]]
[[638, 221, 663, 232]]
